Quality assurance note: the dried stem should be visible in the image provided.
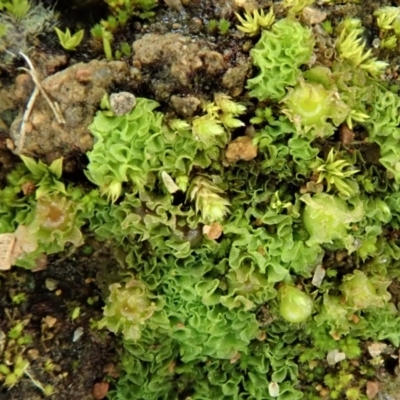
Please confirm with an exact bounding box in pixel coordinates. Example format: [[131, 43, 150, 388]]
[[16, 52, 65, 154]]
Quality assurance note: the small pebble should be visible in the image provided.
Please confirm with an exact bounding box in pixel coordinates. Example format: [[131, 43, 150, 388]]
[[109, 92, 136, 115], [45, 278, 59, 291], [93, 382, 109, 400], [73, 327, 84, 342], [372, 38, 381, 49], [327, 349, 346, 365], [164, 0, 184, 12], [368, 342, 387, 358]]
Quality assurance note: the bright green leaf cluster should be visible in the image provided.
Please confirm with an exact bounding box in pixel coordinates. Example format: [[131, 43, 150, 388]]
[[188, 176, 231, 223], [85, 98, 165, 201], [247, 18, 314, 101], [311, 148, 359, 197], [13, 193, 85, 269], [86, 96, 236, 203], [374, 7, 400, 49], [283, 80, 349, 139], [279, 285, 313, 323], [365, 86, 400, 183], [235, 7, 275, 37], [283, 0, 315, 15], [20, 156, 66, 197], [99, 279, 158, 341], [336, 18, 388, 75], [302, 193, 364, 252], [0, 0, 30, 19], [340, 270, 391, 310], [6, 10, 400, 400], [54, 27, 84, 51]]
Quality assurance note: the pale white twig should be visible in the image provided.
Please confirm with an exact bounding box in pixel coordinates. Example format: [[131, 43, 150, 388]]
[[16, 51, 65, 154], [16, 86, 39, 154], [19, 52, 65, 124]]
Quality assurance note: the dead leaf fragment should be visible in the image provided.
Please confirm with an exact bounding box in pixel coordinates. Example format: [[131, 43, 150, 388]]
[[233, 0, 258, 12], [11, 225, 38, 264], [311, 264, 325, 287], [26, 348, 40, 361], [301, 7, 327, 25], [103, 363, 119, 379], [0, 233, 16, 270], [43, 315, 57, 329], [230, 351, 241, 364], [366, 381, 379, 399], [339, 124, 355, 144], [225, 136, 258, 163], [300, 181, 324, 194], [21, 181, 36, 196], [31, 253, 48, 272]]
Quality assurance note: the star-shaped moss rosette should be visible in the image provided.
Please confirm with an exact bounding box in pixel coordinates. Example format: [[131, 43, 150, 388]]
[[311, 148, 359, 197]]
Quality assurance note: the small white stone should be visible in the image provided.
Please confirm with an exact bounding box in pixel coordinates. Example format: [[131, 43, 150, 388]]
[[312, 264, 326, 287], [372, 38, 381, 49], [327, 349, 346, 365], [368, 342, 387, 358], [73, 327, 84, 342], [109, 92, 136, 116], [268, 382, 280, 398]]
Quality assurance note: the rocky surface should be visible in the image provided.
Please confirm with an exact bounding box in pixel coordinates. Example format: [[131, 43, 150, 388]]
[[132, 32, 226, 100], [8, 59, 130, 167]]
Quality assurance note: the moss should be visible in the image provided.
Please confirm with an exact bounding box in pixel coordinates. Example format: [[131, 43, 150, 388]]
[[0, 1, 57, 63], [283, 80, 350, 139], [247, 18, 314, 101], [5, 3, 400, 399]]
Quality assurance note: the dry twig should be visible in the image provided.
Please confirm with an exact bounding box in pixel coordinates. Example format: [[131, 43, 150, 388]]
[[16, 52, 65, 154]]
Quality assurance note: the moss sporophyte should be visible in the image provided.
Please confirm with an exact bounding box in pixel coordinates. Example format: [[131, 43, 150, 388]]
[[4, 1, 400, 399]]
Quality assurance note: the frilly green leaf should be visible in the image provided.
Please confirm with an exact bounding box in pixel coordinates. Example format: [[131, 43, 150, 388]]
[[247, 18, 314, 101], [99, 279, 159, 341], [301, 193, 364, 252], [340, 270, 391, 310], [283, 80, 350, 139]]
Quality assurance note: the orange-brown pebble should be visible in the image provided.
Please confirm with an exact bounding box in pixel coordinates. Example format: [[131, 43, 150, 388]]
[[202, 222, 223, 240], [339, 124, 355, 144], [225, 136, 258, 163], [93, 382, 109, 400], [75, 68, 93, 83]]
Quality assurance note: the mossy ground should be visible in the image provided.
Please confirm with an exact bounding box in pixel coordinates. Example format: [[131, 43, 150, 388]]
[[2, 0, 400, 399]]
